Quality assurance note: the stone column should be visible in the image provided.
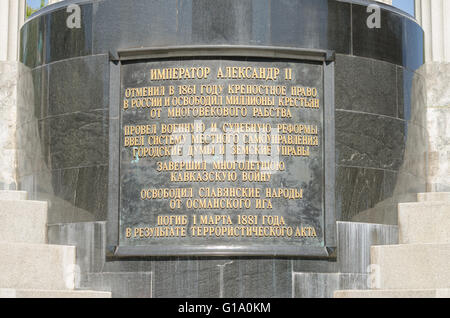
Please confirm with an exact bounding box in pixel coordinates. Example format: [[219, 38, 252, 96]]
[[415, 0, 450, 191], [0, 0, 25, 62], [0, 0, 26, 189], [415, 0, 450, 63]]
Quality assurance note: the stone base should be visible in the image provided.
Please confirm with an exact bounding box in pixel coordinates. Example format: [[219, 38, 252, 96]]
[[0, 200, 48, 244], [0, 191, 27, 200], [398, 202, 450, 244], [372, 243, 450, 290], [0, 242, 76, 290], [82, 272, 153, 298], [294, 273, 368, 298], [334, 289, 450, 298], [0, 288, 111, 298], [49, 221, 398, 298], [417, 192, 450, 202], [0, 62, 19, 191], [0, 191, 120, 298], [422, 62, 450, 192]]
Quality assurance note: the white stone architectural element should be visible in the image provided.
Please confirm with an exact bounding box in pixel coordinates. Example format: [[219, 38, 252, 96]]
[[398, 201, 450, 244], [0, 199, 48, 244], [335, 193, 450, 297], [0, 190, 112, 298], [0, 0, 25, 189], [422, 62, 450, 192], [415, 0, 450, 63], [415, 0, 450, 192], [0, 62, 19, 190], [0, 0, 25, 62], [335, 289, 450, 298]]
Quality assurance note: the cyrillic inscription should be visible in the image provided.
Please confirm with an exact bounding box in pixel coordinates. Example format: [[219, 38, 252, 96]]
[[119, 58, 325, 253]]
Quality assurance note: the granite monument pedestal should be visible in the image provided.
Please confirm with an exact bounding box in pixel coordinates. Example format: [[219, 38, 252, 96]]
[[18, 0, 426, 297]]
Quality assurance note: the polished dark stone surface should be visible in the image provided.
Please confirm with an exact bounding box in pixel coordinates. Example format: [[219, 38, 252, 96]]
[[326, 0, 352, 55], [222, 259, 292, 298], [31, 67, 48, 121], [335, 55, 398, 117], [191, 0, 253, 44], [48, 55, 109, 116], [398, 67, 427, 128], [19, 0, 426, 297], [152, 258, 222, 298], [47, 221, 397, 297], [336, 166, 391, 221], [335, 110, 406, 171], [93, 0, 178, 54], [82, 272, 153, 298], [23, 0, 423, 70], [294, 273, 368, 298], [43, 110, 108, 170], [45, 4, 93, 63], [352, 4, 403, 66], [403, 18, 425, 72], [19, 0, 427, 238], [20, 15, 45, 69]]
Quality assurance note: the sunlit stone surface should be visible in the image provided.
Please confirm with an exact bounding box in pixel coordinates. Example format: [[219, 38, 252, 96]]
[[0, 62, 19, 190]]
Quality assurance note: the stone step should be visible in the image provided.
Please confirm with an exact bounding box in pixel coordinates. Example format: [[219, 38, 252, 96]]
[[371, 243, 450, 290], [0, 191, 27, 201], [334, 289, 450, 298], [0, 288, 111, 298], [398, 202, 450, 244], [0, 242, 76, 290], [293, 272, 368, 298], [0, 200, 47, 244], [417, 192, 450, 202]]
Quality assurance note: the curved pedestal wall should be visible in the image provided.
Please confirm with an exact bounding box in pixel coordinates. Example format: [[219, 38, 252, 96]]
[[18, 0, 426, 225], [17, 0, 426, 297]]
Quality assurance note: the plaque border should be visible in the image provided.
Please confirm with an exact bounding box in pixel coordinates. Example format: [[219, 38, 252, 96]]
[[107, 46, 336, 258]]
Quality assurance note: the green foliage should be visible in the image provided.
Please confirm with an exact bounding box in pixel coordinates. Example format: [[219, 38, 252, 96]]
[[26, 5, 36, 18]]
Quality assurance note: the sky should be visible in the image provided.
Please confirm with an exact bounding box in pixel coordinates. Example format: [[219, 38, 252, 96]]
[[393, 0, 415, 16], [27, 0, 47, 9], [27, 0, 416, 16]]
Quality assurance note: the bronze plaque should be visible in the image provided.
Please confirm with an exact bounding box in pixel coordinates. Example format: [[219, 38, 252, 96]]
[[109, 49, 335, 257]]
